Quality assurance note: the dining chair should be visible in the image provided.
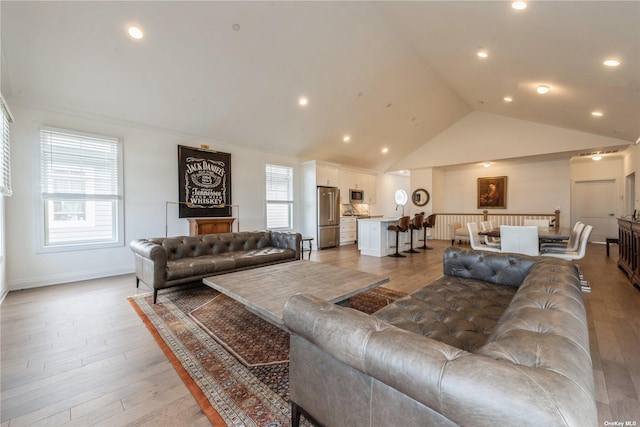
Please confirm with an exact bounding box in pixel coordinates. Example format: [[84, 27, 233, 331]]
[[523, 219, 550, 227], [542, 225, 593, 261], [500, 225, 540, 256], [468, 222, 501, 253], [479, 221, 501, 249], [541, 221, 584, 253]]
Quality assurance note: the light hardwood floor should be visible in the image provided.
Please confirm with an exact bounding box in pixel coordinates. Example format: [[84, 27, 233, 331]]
[[1, 240, 639, 426]]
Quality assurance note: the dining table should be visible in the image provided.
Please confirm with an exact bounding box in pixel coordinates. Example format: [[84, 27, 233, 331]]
[[479, 226, 571, 241]]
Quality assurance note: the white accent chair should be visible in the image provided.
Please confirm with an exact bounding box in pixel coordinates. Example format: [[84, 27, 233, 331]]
[[541, 221, 585, 253], [542, 225, 593, 261], [449, 221, 470, 245], [479, 220, 501, 249], [500, 225, 540, 256], [524, 219, 550, 227], [467, 222, 501, 252]]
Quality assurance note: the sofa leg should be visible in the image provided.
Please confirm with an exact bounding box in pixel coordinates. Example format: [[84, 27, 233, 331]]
[[153, 290, 158, 304], [136, 277, 140, 288], [292, 402, 301, 427], [291, 401, 324, 427]]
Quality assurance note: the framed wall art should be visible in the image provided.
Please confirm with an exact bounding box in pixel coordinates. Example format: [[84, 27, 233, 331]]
[[477, 176, 507, 209], [178, 145, 232, 217]]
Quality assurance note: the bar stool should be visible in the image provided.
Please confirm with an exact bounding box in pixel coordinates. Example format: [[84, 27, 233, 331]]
[[406, 213, 424, 253], [420, 213, 436, 250], [388, 216, 410, 258]]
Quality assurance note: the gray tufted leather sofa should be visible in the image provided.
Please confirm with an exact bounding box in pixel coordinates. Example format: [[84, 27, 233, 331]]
[[283, 247, 596, 427], [130, 231, 301, 303]]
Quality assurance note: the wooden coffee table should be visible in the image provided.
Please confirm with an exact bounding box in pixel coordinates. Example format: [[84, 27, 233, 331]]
[[202, 261, 389, 330]]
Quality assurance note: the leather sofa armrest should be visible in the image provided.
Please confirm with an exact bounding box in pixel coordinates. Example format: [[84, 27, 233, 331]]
[[130, 239, 168, 266], [130, 239, 168, 288], [270, 231, 302, 259], [284, 293, 597, 427]]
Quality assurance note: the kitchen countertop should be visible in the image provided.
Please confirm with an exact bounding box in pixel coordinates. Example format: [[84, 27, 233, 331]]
[[355, 217, 399, 222]]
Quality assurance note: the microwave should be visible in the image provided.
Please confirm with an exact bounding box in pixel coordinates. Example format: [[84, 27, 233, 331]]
[[349, 189, 365, 203]]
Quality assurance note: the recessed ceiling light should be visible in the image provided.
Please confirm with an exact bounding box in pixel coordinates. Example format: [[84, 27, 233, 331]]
[[343, 135, 351, 142], [536, 85, 551, 94], [476, 48, 488, 58], [483, 162, 492, 168], [381, 147, 389, 154], [591, 111, 603, 117], [512, 1, 527, 10], [503, 97, 513, 103], [128, 26, 144, 39], [298, 96, 308, 106], [592, 155, 602, 161], [603, 59, 620, 67]]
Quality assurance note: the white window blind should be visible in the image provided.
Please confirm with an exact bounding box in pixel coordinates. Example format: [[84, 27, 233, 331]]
[[40, 128, 123, 248], [0, 94, 12, 197], [266, 164, 293, 230]]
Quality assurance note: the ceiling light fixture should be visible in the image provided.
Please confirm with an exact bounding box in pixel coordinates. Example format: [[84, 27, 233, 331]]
[[503, 97, 513, 103], [591, 111, 603, 117], [512, 1, 527, 10], [382, 147, 389, 154], [592, 155, 602, 161], [343, 135, 351, 142], [603, 59, 620, 67], [476, 48, 488, 58], [483, 162, 491, 168], [536, 85, 551, 94], [128, 26, 144, 39], [298, 96, 308, 106]]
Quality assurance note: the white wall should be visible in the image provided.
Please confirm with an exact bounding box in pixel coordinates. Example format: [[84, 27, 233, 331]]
[[371, 173, 410, 217], [413, 157, 572, 226], [392, 111, 629, 171], [6, 104, 299, 290]]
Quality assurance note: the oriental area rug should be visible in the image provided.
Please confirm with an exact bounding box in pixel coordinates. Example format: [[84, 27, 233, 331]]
[[128, 282, 406, 427]]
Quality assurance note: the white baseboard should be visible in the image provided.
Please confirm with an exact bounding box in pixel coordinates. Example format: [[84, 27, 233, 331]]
[[8, 265, 135, 291]]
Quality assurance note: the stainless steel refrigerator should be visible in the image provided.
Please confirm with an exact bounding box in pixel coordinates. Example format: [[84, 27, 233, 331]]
[[317, 186, 340, 249]]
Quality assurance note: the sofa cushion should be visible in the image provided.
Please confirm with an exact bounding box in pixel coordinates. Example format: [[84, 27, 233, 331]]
[[233, 248, 296, 268], [166, 255, 237, 281], [373, 275, 517, 352]]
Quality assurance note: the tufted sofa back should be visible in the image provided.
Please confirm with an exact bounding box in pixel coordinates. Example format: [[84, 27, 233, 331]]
[[148, 231, 276, 261], [443, 246, 536, 287]]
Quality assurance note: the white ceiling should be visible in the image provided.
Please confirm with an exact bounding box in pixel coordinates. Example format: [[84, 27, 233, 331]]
[[2, 1, 639, 172]]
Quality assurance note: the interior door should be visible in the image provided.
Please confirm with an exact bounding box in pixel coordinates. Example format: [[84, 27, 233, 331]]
[[572, 179, 619, 243]]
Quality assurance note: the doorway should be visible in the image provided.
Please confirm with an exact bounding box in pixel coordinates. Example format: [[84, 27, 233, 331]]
[[572, 179, 619, 243], [626, 173, 636, 217]]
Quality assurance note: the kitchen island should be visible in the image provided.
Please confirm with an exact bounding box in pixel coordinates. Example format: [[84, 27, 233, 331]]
[[357, 217, 401, 257]]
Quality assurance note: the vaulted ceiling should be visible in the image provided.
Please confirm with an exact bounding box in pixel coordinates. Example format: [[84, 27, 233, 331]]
[[2, 1, 638, 172]]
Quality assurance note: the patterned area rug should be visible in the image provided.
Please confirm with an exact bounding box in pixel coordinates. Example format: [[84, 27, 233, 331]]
[[128, 283, 406, 427]]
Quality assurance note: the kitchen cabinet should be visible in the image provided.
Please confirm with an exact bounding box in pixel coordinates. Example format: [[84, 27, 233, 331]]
[[340, 217, 357, 245], [338, 169, 377, 204], [357, 217, 400, 257], [316, 164, 339, 187]]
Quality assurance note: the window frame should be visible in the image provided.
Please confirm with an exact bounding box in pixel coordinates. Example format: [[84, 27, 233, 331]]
[[37, 126, 124, 253], [265, 164, 294, 231]]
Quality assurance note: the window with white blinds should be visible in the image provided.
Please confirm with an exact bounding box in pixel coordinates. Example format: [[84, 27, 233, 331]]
[[0, 95, 12, 197], [266, 164, 294, 230], [40, 127, 123, 249]]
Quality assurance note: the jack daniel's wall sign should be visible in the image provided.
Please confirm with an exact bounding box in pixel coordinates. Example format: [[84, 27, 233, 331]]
[[178, 145, 232, 218]]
